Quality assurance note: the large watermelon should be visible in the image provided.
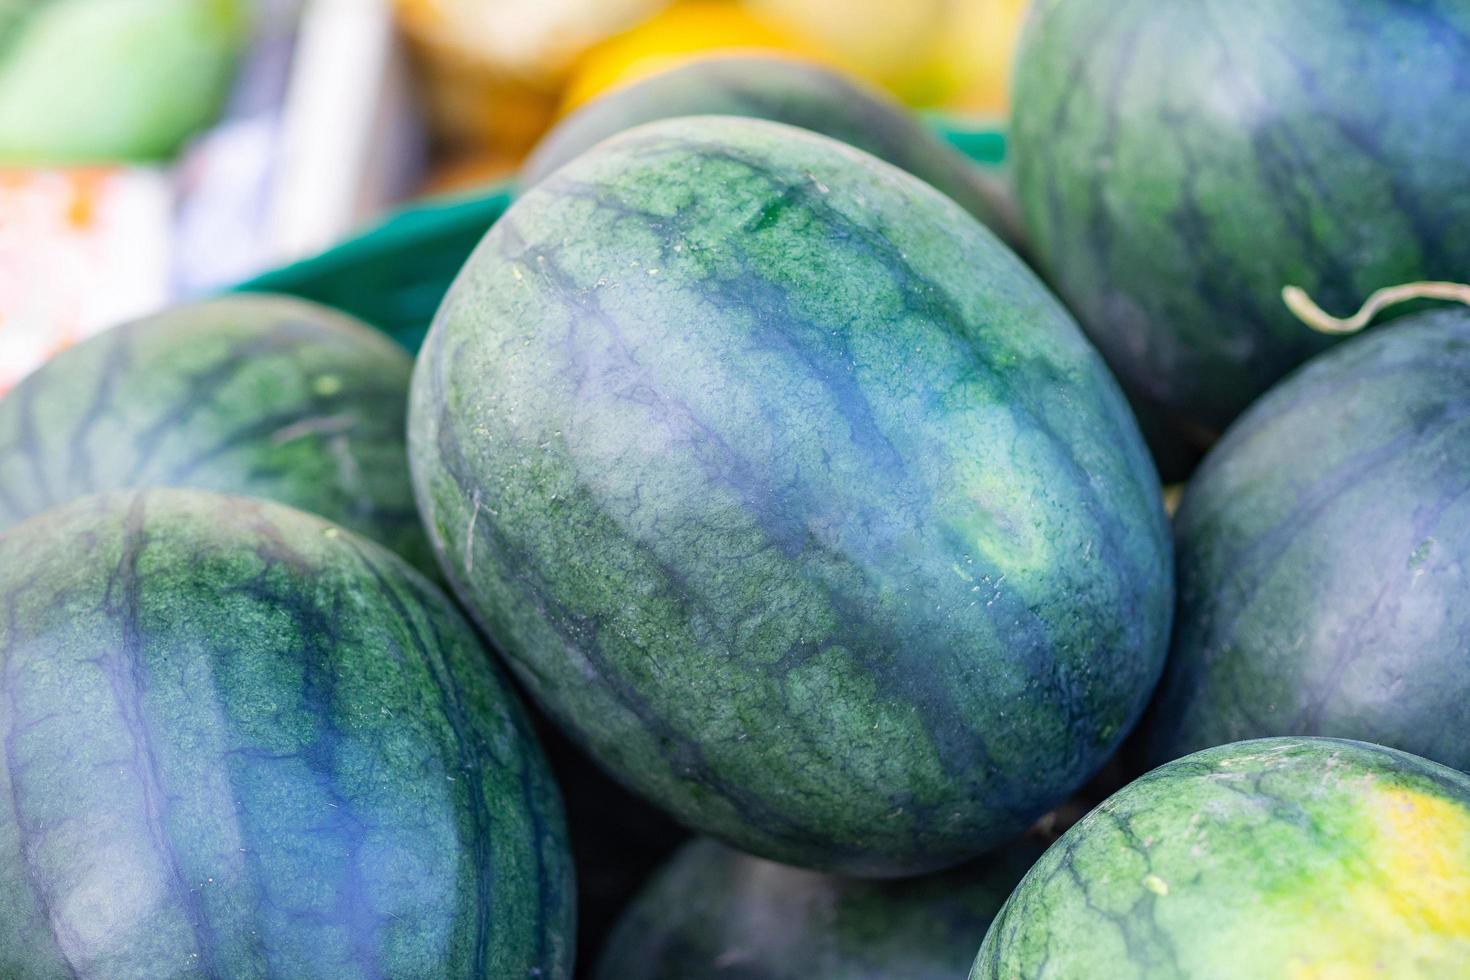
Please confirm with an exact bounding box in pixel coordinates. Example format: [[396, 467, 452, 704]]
[[1145, 308, 1470, 773], [0, 294, 434, 575], [0, 489, 573, 978], [409, 115, 1173, 876], [520, 54, 1016, 242], [1011, 0, 1470, 438], [973, 737, 1470, 978], [596, 838, 1038, 979]]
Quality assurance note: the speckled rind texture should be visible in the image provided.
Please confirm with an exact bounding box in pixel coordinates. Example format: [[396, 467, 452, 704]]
[[409, 116, 1174, 876], [1145, 309, 1470, 772], [973, 737, 1470, 978], [1011, 0, 1470, 435], [0, 294, 435, 576], [0, 489, 573, 979], [521, 55, 1011, 238], [595, 838, 1038, 980]]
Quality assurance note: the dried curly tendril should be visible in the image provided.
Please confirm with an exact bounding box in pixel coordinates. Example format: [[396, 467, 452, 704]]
[[1284, 281, 1470, 335]]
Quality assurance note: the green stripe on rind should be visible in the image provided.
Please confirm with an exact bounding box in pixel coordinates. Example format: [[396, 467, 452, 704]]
[[1011, 0, 1470, 435], [409, 116, 1173, 876], [1145, 309, 1470, 773], [520, 55, 1016, 243], [0, 489, 573, 979], [972, 737, 1470, 978], [0, 295, 436, 577], [595, 838, 1038, 980]]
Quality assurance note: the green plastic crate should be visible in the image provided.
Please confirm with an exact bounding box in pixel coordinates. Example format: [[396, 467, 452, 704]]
[[238, 123, 1007, 353]]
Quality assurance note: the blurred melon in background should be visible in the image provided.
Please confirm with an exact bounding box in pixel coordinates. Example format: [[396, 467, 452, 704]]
[[749, 0, 1030, 114], [0, 0, 250, 164], [942, 0, 1030, 117], [559, 0, 835, 113], [393, 0, 672, 160], [400, 0, 1032, 186]]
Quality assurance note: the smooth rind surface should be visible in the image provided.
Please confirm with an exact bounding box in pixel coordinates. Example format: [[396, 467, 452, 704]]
[[411, 115, 1173, 875], [1011, 0, 1470, 433], [0, 489, 573, 979], [973, 737, 1470, 978], [1147, 309, 1470, 772], [0, 294, 435, 576]]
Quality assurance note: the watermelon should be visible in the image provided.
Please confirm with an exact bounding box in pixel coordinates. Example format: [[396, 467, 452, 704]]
[[973, 737, 1470, 977], [409, 115, 1173, 876], [0, 0, 247, 163], [0, 294, 434, 576], [1145, 308, 1470, 773], [1010, 0, 1470, 438], [520, 54, 1016, 242], [0, 488, 573, 978], [596, 838, 1039, 979]]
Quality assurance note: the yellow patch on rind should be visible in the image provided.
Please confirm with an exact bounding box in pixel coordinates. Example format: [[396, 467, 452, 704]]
[[1363, 787, 1470, 936]]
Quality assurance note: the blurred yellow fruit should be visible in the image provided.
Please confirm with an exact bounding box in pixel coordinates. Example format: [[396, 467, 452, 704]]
[[941, 0, 1031, 116], [396, 0, 673, 79], [747, 0, 1030, 111], [561, 1, 836, 112], [393, 0, 673, 152]]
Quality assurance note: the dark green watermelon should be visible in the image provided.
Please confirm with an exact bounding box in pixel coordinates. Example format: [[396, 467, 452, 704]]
[[973, 738, 1470, 977], [0, 294, 434, 575], [0, 488, 573, 979], [596, 839, 1038, 980], [520, 54, 1017, 243], [1145, 308, 1470, 773], [1011, 0, 1470, 438], [409, 115, 1173, 876]]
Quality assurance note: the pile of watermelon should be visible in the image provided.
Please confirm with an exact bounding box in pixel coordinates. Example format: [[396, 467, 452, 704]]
[[2, 2, 1469, 976]]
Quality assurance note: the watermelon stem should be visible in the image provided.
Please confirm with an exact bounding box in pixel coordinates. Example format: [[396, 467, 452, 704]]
[[1283, 282, 1470, 335]]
